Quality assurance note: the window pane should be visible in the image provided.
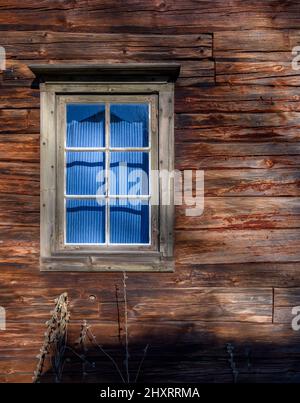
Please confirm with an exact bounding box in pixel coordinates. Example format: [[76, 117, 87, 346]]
[[66, 152, 105, 195], [110, 152, 149, 195], [67, 104, 105, 147], [110, 104, 149, 147], [66, 199, 105, 244], [110, 199, 149, 244]]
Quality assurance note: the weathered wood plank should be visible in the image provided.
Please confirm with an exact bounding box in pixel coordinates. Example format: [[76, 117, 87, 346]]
[[1, 260, 300, 290], [177, 197, 300, 230], [176, 229, 300, 264], [0, 162, 39, 195], [122, 288, 272, 323], [203, 169, 300, 196], [216, 61, 300, 86], [0, 194, 39, 227], [0, 134, 39, 163], [214, 30, 300, 85], [1, 2, 300, 33], [0, 110, 39, 133], [177, 112, 300, 129], [0, 31, 212, 60], [0, 226, 39, 263], [175, 126, 300, 143], [0, 285, 272, 323], [214, 29, 300, 59], [176, 142, 300, 169], [0, 82, 39, 108], [1, 0, 300, 384], [176, 85, 300, 114], [214, 30, 293, 54], [175, 263, 300, 288]]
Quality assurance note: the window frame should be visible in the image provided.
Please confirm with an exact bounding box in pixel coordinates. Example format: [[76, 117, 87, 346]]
[[31, 64, 179, 272], [56, 94, 158, 252]]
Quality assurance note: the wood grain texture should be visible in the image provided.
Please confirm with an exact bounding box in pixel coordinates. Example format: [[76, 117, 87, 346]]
[[1, 0, 300, 383], [1, 1, 300, 33], [176, 229, 300, 264]]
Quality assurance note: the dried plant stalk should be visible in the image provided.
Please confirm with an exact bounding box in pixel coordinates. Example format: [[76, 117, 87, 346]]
[[33, 292, 70, 383]]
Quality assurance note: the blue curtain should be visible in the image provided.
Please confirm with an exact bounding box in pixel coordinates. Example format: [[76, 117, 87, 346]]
[[66, 199, 105, 244], [67, 104, 105, 147], [66, 151, 105, 195], [110, 104, 148, 147], [110, 151, 149, 195], [110, 199, 149, 244], [65, 103, 150, 244]]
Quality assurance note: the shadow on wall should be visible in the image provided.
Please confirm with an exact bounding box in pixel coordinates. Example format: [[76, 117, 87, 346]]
[[36, 325, 300, 384], [30, 290, 300, 384]]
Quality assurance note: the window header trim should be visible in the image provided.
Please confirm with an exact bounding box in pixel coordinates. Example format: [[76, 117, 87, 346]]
[[29, 63, 181, 85]]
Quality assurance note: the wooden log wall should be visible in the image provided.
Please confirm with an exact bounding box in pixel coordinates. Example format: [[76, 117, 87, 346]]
[[1, 0, 300, 382]]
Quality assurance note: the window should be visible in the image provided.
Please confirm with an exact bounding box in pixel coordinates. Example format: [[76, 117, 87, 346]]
[[30, 64, 180, 271]]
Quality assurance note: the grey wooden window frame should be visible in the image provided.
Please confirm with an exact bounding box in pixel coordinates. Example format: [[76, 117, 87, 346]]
[[29, 64, 180, 272]]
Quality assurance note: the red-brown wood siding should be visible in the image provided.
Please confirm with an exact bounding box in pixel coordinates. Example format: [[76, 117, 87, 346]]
[[1, 0, 300, 382]]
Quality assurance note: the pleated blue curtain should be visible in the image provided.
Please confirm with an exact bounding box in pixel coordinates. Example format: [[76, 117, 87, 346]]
[[66, 199, 105, 244], [109, 151, 149, 196], [66, 103, 150, 245], [110, 199, 149, 244], [111, 121, 145, 147], [66, 104, 105, 147], [66, 151, 105, 195], [67, 121, 105, 147]]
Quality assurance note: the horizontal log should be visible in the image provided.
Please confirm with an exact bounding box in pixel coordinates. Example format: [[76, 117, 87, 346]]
[[0, 1, 300, 33], [176, 262, 300, 288], [176, 142, 300, 169], [176, 197, 300, 230], [175, 126, 300, 143], [176, 112, 300, 129], [176, 85, 300, 114], [123, 290, 272, 324], [178, 154, 300, 170], [0, 109, 39, 133], [0, 226, 39, 263], [176, 229, 300, 264], [0, 161, 39, 195], [0, 285, 272, 324], [1, 260, 300, 289], [1, 31, 212, 60], [0, 82, 39, 108], [214, 29, 300, 60], [216, 61, 300, 86], [214, 30, 293, 53], [0, 134, 39, 163], [203, 169, 300, 196], [0, 194, 39, 227]]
